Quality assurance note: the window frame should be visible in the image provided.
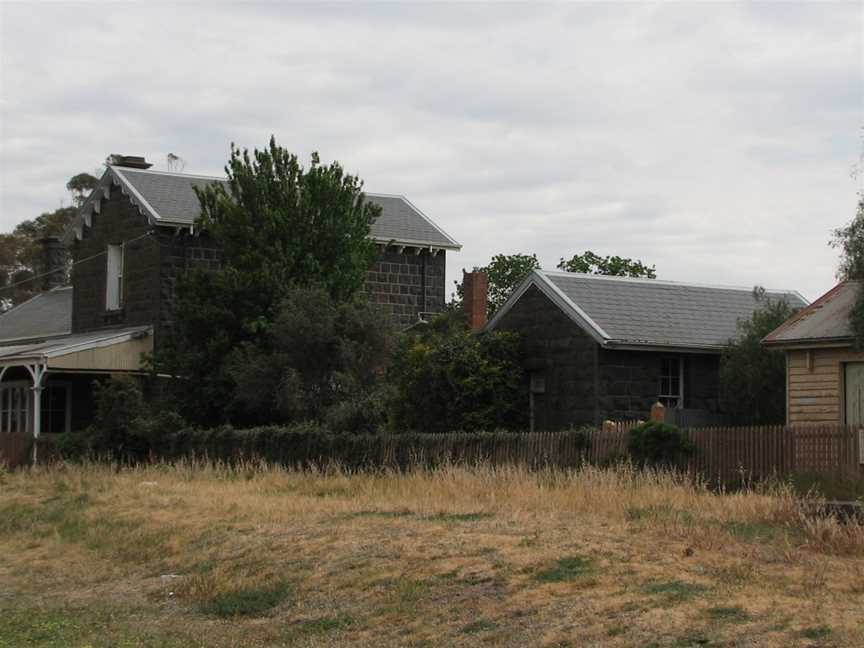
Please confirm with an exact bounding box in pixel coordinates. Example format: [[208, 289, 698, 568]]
[[0, 381, 31, 435], [659, 357, 684, 410], [105, 243, 125, 311]]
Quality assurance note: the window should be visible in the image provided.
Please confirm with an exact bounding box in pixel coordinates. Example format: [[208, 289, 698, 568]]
[[41, 382, 71, 435], [659, 358, 683, 409], [0, 382, 30, 434], [106, 243, 124, 310]]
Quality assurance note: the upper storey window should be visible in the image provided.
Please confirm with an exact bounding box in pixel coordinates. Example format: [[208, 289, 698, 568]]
[[106, 244, 124, 310]]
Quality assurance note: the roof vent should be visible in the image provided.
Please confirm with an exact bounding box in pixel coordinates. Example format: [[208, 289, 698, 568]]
[[108, 155, 152, 170]]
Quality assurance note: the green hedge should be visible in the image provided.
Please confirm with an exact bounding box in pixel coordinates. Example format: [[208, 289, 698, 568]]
[[162, 424, 593, 471]]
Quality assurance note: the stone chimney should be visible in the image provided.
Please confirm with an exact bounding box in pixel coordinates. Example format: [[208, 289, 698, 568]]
[[40, 236, 67, 291], [462, 270, 488, 331], [110, 155, 152, 170]]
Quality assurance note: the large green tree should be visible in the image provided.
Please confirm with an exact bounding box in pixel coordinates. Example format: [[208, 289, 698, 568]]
[[557, 250, 656, 278], [454, 253, 541, 316], [719, 287, 799, 425], [1, 171, 98, 310], [155, 138, 382, 425], [831, 194, 864, 348]]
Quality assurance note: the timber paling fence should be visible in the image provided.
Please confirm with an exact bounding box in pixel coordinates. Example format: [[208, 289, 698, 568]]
[[3, 424, 863, 483]]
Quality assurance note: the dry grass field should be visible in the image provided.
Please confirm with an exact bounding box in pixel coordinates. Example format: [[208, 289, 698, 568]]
[[1, 461, 863, 648]]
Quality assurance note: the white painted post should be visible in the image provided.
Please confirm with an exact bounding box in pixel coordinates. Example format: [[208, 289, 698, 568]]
[[26, 363, 46, 465]]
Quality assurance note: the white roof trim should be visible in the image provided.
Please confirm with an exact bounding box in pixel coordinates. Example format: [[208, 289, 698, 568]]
[[371, 236, 460, 251], [109, 166, 163, 223], [485, 270, 611, 345]]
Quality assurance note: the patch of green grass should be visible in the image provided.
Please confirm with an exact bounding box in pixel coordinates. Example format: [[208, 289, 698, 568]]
[[533, 555, 594, 583], [672, 633, 714, 647], [625, 505, 694, 526], [290, 613, 355, 636], [641, 580, 709, 603], [798, 625, 832, 640], [197, 580, 292, 618], [351, 509, 414, 519], [706, 605, 749, 622], [606, 624, 626, 637], [722, 521, 783, 543], [426, 512, 493, 523], [460, 619, 497, 634], [0, 603, 192, 648]]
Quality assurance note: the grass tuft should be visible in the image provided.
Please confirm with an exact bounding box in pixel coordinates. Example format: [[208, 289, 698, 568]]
[[642, 580, 709, 602], [533, 555, 594, 583], [196, 581, 292, 618]]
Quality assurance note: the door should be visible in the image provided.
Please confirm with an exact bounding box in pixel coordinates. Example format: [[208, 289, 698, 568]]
[[844, 362, 864, 424]]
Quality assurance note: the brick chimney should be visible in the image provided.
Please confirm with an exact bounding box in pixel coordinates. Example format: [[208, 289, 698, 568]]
[[40, 236, 67, 291], [110, 155, 152, 169], [462, 270, 488, 331]]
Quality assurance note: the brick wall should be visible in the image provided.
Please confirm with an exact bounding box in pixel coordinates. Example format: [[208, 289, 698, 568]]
[[495, 285, 598, 430], [363, 246, 446, 329]]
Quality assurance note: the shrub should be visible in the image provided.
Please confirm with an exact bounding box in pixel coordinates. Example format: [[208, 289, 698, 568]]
[[84, 377, 186, 462], [627, 421, 692, 467], [387, 315, 528, 433]]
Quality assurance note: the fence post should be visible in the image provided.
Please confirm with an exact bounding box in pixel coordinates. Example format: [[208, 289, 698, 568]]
[[650, 401, 665, 423]]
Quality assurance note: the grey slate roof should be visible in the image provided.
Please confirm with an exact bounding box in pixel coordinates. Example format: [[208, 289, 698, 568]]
[[763, 281, 855, 346], [0, 287, 72, 345], [487, 270, 808, 351], [105, 166, 460, 249]]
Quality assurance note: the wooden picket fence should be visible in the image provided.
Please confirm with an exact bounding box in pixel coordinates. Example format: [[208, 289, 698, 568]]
[[686, 424, 864, 484], [4, 423, 863, 485]]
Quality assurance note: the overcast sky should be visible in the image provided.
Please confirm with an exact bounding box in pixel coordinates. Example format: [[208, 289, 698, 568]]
[[1, 2, 861, 301]]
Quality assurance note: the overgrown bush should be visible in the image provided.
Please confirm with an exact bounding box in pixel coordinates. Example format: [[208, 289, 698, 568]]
[[228, 286, 394, 428], [76, 377, 186, 461], [387, 311, 527, 433], [627, 421, 693, 467]]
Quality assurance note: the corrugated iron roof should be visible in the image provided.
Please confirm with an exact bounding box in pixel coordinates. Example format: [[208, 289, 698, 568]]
[[0, 287, 72, 345], [762, 280, 856, 346]]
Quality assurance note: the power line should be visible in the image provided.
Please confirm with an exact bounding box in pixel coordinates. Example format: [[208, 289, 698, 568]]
[[0, 231, 155, 294]]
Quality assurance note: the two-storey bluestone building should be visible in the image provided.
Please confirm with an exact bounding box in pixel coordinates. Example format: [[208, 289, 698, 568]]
[[0, 155, 459, 448]]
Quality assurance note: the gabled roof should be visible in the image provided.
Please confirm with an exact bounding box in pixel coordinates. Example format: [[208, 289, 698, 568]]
[[69, 165, 461, 250], [487, 270, 808, 352], [762, 281, 855, 347], [0, 287, 72, 345]]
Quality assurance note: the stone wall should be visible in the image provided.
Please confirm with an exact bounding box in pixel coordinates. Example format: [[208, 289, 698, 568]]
[[71, 189, 221, 341], [71, 188, 161, 334], [596, 349, 721, 421], [363, 246, 446, 329], [494, 285, 598, 430]]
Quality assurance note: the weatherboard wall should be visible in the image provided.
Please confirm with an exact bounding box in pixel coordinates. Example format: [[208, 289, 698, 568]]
[[785, 347, 864, 425]]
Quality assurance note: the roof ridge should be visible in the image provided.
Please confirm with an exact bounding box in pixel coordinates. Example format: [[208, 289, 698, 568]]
[[108, 165, 227, 181], [538, 269, 804, 297]]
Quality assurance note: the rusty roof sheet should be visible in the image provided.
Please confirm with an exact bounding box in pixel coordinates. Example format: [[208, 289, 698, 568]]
[[763, 280, 856, 346]]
